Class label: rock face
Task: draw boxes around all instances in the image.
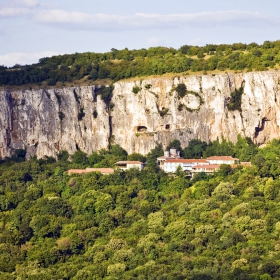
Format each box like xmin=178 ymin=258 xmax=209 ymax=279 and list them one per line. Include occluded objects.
xmin=1 ymin=71 xmax=280 ymax=158
xmin=0 ymin=86 xmax=110 ymax=158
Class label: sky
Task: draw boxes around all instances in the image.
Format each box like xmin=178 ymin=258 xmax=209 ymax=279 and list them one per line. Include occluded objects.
xmin=0 ymin=0 xmax=280 ymax=67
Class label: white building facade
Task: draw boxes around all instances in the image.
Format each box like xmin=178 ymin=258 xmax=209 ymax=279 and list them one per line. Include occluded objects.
xmin=157 ymin=148 xmax=181 ymax=170
xmin=206 ymin=156 xmax=239 ymax=165
xmin=115 ymin=161 xmax=144 ymax=170
xmin=163 ymin=159 xmax=210 ymax=173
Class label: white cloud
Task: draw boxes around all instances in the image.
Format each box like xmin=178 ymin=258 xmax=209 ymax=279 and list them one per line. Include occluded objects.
xmin=0 ymin=7 xmax=31 ymax=17
xmin=0 ymin=0 xmax=39 ymax=18
xmin=16 ymin=0 xmax=38 ymax=8
xmin=1 ymin=7 xmax=278 ymax=31
xmin=0 ymin=51 xmax=59 ymax=67
xmin=31 ymin=10 xmax=280 ymax=31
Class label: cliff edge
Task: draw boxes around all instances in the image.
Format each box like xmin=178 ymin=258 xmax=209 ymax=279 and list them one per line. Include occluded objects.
xmin=1 ymin=71 xmax=280 ymax=158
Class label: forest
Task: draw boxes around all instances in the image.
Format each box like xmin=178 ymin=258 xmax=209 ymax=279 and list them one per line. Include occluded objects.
xmin=1 ymin=136 xmax=280 ymax=279
xmin=0 ymin=40 xmax=280 ymax=87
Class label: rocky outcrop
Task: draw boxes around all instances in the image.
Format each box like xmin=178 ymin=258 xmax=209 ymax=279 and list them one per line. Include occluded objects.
xmin=1 ymin=70 xmax=280 ymax=158
xmin=0 ymin=86 xmax=110 ymax=158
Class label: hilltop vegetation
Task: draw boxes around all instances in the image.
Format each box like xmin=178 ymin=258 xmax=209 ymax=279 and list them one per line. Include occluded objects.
xmin=1 ymin=138 xmax=280 ymax=279
xmin=1 ymin=40 xmax=280 ymax=87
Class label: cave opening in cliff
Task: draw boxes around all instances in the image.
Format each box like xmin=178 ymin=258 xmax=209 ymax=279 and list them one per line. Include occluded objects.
xmin=165 ymin=124 xmax=170 ymax=130
xmin=137 ymin=126 xmax=148 ymax=132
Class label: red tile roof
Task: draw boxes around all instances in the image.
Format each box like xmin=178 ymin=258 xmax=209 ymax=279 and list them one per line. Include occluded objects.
xmin=206 ymin=156 xmax=238 ymax=161
xmin=67 ymin=168 xmax=114 ymax=175
xmin=85 ymin=168 xmax=114 ymax=174
xmin=165 ymin=159 xmax=209 ymax=163
xmin=116 ymin=161 xmax=143 ymax=164
xmin=157 ymin=156 xmax=181 ymax=160
xmin=192 ymin=164 xmax=220 ymax=169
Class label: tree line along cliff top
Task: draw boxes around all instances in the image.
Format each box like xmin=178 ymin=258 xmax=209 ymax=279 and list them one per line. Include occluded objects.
xmin=1 ymin=40 xmax=280 ymax=89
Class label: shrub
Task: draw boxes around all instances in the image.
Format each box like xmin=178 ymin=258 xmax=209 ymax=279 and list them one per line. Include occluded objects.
xmin=178 ymin=104 xmax=184 ymax=111
xmin=227 ymin=86 xmax=244 ymax=111
xmin=95 ymin=85 xmax=114 ymax=108
xmin=197 ymin=51 xmax=205 ymax=58
xmin=11 ymin=149 xmax=26 ymax=162
xmin=132 ymin=85 xmax=141 ymax=94
xmin=175 ymin=83 xmax=187 ymax=99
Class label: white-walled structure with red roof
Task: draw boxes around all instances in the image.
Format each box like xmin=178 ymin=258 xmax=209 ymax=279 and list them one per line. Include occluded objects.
xmin=191 ymin=164 xmax=221 ymax=175
xmin=206 ymin=156 xmax=239 ymax=165
xmin=157 ymin=147 xmax=182 ymax=169
xmin=163 ymin=158 xmax=210 ymax=173
xmin=115 ymin=161 xmax=145 ymax=170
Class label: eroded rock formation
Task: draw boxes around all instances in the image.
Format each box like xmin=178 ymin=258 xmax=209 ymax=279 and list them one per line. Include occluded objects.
xmin=1 ymin=70 xmax=280 ymax=158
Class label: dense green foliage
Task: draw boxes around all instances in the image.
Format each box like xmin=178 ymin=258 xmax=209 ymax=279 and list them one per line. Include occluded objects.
xmin=227 ymin=86 xmax=244 ymax=112
xmin=1 ymin=41 xmax=280 ymax=86
xmin=95 ymin=85 xmax=114 ymax=107
xmin=182 ymin=136 xmax=258 ymax=162
xmin=175 ymin=83 xmax=187 ymax=98
xmin=1 ymin=138 xmax=280 ymax=279
xmin=132 ymin=85 xmax=141 ymax=94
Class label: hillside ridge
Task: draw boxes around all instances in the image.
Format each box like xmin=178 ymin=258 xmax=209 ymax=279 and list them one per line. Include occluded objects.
xmin=1 ymin=70 xmax=280 ymax=159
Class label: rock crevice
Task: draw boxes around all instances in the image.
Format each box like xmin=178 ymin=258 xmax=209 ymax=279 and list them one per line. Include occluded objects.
xmin=1 ymin=71 xmax=280 ymax=158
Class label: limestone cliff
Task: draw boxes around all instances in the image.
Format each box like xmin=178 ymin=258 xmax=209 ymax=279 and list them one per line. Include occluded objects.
xmin=0 ymin=86 xmax=110 ymax=158
xmin=1 ymin=71 xmax=280 ymax=158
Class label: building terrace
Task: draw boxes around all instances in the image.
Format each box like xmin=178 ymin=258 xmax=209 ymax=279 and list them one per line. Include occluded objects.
xmin=67 ymin=168 xmax=114 ymax=175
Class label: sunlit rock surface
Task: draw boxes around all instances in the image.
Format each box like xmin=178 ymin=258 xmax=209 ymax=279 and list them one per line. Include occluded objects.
xmin=1 ymin=71 xmax=280 ymax=158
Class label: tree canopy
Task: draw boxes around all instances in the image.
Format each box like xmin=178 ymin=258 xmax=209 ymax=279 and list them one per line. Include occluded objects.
xmin=1 ymin=40 xmax=280 ymax=87
xmin=0 ymin=138 xmax=280 ymax=279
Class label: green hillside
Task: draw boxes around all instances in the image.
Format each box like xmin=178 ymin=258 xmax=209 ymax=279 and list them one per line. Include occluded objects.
xmin=1 ymin=40 xmax=280 ymax=88
xmin=0 ymin=138 xmax=280 ymax=279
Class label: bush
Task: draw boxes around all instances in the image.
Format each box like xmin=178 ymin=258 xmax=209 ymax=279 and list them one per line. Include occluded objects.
xmin=127 ymin=153 xmax=146 ymax=162
xmin=95 ymin=85 xmax=114 ymax=107
xmin=11 ymin=149 xmax=26 ymax=162
xmin=72 ymin=150 xmax=88 ymax=165
xmin=132 ymin=85 xmax=141 ymax=94
xmin=178 ymin=104 xmax=184 ymax=111
xmin=57 ymin=150 xmax=69 ymax=161
xmin=227 ymin=86 xmax=244 ymax=111
xmin=175 ymin=83 xmax=187 ymax=99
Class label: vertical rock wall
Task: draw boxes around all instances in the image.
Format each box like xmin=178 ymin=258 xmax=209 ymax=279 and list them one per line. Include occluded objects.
xmin=0 ymin=70 xmax=280 ymax=158
xmin=111 ymin=71 xmax=280 ymax=154
xmin=0 ymin=86 xmax=110 ymax=158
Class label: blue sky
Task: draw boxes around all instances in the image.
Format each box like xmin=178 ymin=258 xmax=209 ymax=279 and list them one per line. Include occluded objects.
xmin=0 ymin=0 xmax=279 ymax=66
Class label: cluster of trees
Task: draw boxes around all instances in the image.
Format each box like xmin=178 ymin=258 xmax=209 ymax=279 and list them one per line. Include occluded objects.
xmin=1 ymin=41 xmax=280 ymax=86
xmin=166 ymin=135 xmax=258 ymax=163
xmin=1 ymin=137 xmax=280 ymax=279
